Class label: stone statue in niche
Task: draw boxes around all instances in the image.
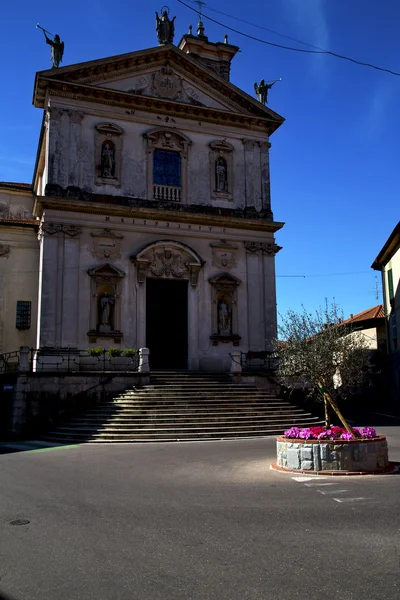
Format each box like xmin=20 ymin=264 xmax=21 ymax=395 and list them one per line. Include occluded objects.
xmin=101 ymin=141 xmax=116 ymax=178
xmin=218 ymin=295 xmax=231 ymax=335
xmin=99 ymin=293 xmax=115 ymax=331
xmin=215 ymin=157 xmax=228 ymax=192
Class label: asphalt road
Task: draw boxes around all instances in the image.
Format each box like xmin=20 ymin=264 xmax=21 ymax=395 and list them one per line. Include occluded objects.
xmin=1 ymin=428 xmax=400 ymax=600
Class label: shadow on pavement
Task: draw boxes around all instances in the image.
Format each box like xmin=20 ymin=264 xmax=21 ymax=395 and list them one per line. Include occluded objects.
xmin=0 ymin=439 xmax=78 ymax=456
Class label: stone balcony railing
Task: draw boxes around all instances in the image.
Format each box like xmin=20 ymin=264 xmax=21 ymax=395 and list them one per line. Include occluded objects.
xmin=153 ymin=184 xmax=182 ymax=202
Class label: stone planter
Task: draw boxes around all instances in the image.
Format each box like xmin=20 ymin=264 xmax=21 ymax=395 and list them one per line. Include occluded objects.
xmin=79 ymin=356 xmax=104 ymax=371
xmin=107 ymin=356 xmax=138 ymax=371
xmin=275 ymin=436 xmax=389 ymax=473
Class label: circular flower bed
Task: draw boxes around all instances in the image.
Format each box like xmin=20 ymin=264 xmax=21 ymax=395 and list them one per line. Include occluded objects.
xmin=274 ymin=426 xmax=389 ymax=474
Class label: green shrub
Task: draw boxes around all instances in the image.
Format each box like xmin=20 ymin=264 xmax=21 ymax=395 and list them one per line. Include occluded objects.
xmin=86 ymin=347 xmax=104 ymax=356
xmin=122 ymin=348 xmax=137 ymax=357
xmin=107 ymin=347 xmax=123 ymax=357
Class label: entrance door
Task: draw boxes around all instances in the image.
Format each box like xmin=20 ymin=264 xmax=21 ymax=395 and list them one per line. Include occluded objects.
xmin=146 ymin=278 xmax=188 ymax=369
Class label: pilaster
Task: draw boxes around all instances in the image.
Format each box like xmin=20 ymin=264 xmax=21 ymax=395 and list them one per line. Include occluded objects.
xmin=68 ymin=110 xmax=84 ymax=187
xmin=259 ymin=140 xmax=272 ymax=213
xmin=46 ymin=108 xmax=63 ymax=185
xmin=243 ymin=139 xmax=263 ymax=211
xmin=244 ymin=241 xmax=282 ymax=350
xmin=37 ymin=221 xmax=82 ymax=348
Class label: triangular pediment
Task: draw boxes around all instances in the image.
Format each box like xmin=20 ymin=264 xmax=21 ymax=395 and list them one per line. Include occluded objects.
xmin=34 ymin=45 xmax=284 ymax=129
xmin=93 ymin=65 xmax=232 ymax=111
xmin=87 ymin=263 xmax=125 ymax=278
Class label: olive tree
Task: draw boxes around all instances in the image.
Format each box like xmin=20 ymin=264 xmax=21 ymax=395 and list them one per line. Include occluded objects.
xmin=276 ymin=303 xmax=372 ymax=432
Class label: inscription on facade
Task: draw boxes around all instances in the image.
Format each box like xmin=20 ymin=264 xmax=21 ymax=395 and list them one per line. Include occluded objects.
xmin=210 ymin=240 xmax=237 ymax=269
xmin=91 ymin=228 xmax=123 ymax=260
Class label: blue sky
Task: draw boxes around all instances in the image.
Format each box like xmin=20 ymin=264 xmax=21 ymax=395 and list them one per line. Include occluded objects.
xmin=1 ymin=1 xmax=399 ymax=321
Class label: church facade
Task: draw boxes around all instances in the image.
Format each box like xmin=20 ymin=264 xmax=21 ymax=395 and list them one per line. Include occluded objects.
xmin=0 ymin=20 xmax=284 ymax=372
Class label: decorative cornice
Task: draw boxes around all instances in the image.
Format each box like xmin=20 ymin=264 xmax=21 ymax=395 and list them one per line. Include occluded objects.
xmin=40 ymin=222 xmax=82 ymax=237
xmin=242 ymin=139 xmax=257 ymax=150
xmin=258 ymin=141 xmax=271 ymax=151
xmin=38 ymin=82 xmax=277 ymax=134
xmin=46 ymin=107 xmax=64 ymax=122
xmin=35 ymin=185 xmax=284 ymax=234
xmin=63 ymin=224 xmax=83 ymax=237
xmin=244 ymin=241 xmax=282 ymax=255
xmin=69 ymin=110 xmax=85 ymax=124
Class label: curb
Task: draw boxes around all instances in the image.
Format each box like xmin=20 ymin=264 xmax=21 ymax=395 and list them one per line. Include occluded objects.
xmin=270 ymin=461 xmax=398 ymax=476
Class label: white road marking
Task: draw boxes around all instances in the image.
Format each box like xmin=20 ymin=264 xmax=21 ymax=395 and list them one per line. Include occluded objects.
xmin=291 ymin=476 xmax=330 ymax=482
xmin=318 ymin=489 xmax=348 ymax=495
xmin=304 ymin=482 xmax=338 ymax=487
xmin=333 ymin=497 xmax=370 ymax=503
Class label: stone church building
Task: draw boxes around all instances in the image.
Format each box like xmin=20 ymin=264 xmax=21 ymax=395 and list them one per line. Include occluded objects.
xmin=0 ymin=17 xmax=284 ymax=372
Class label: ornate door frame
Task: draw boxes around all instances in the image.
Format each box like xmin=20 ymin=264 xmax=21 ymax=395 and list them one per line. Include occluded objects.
xmin=130 ymin=240 xmax=204 ymax=370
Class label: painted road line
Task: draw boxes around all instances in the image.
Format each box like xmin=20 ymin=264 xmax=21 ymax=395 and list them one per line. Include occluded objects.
xmin=291 ymin=476 xmax=330 ymax=482
xmin=317 ymin=489 xmax=348 ymax=495
xmin=304 ymin=482 xmax=338 ymax=487
xmin=333 ymin=497 xmax=371 ymax=503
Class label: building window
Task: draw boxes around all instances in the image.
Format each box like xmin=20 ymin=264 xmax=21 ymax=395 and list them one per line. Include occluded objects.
xmin=144 ymin=128 xmax=191 ymax=203
xmin=388 ymin=268 xmax=394 ymax=305
xmin=153 ymin=150 xmax=181 ymax=187
xmin=16 ymin=301 xmax=31 ymax=330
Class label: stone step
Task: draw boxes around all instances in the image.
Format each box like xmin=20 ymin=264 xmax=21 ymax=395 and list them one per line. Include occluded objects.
xmin=118 ymin=388 xmax=276 ymax=399
xmin=51 ymin=418 xmax=321 ymax=434
xmin=68 ymin=414 xmax=316 ymax=425
xmin=70 ymin=409 xmax=308 ymax=420
xmin=41 ymin=422 xmax=323 ymax=443
xmin=70 ymin=402 xmax=300 ymax=410
xmin=37 ymin=371 xmax=320 ymax=444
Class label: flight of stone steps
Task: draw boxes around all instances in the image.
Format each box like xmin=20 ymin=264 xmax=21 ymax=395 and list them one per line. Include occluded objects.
xmin=41 ymin=372 xmax=324 ymax=443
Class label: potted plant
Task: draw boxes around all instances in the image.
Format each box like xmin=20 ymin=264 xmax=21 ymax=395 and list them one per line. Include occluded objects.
xmin=273 ymin=302 xmax=390 ymax=473
xmin=87 ymin=346 xmax=104 ymax=356
xmin=107 ymin=347 xmax=137 ymax=371
xmin=80 ymin=347 xmax=104 ymax=371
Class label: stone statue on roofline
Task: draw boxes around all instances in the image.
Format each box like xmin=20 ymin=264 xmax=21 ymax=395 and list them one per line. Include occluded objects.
xmin=254 ymin=79 xmax=281 ymax=105
xmin=156 ymin=7 xmax=176 ymax=45
xmin=37 ymin=24 xmax=64 ymax=68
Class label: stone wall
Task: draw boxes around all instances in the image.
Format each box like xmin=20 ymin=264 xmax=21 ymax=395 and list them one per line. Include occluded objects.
xmin=8 ymin=372 xmax=149 ymax=440
xmin=276 ymin=437 xmax=389 ymax=472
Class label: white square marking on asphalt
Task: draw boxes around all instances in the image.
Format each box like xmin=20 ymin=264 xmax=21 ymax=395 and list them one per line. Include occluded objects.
xmin=333 ymin=497 xmax=370 ymax=503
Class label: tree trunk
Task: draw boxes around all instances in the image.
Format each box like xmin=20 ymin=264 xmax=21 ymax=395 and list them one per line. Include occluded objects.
xmin=324 ymin=397 xmax=331 ymax=429
xmin=317 ymin=380 xmax=356 ymax=435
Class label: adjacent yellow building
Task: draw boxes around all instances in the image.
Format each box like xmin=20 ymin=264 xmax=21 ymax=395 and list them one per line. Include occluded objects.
xmin=372 ymin=222 xmax=400 ymax=401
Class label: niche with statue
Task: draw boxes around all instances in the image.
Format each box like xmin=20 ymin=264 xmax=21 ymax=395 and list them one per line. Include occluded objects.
xmin=209 ymin=273 xmax=241 ymax=345
xmin=87 ymin=264 xmax=125 ymax=343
